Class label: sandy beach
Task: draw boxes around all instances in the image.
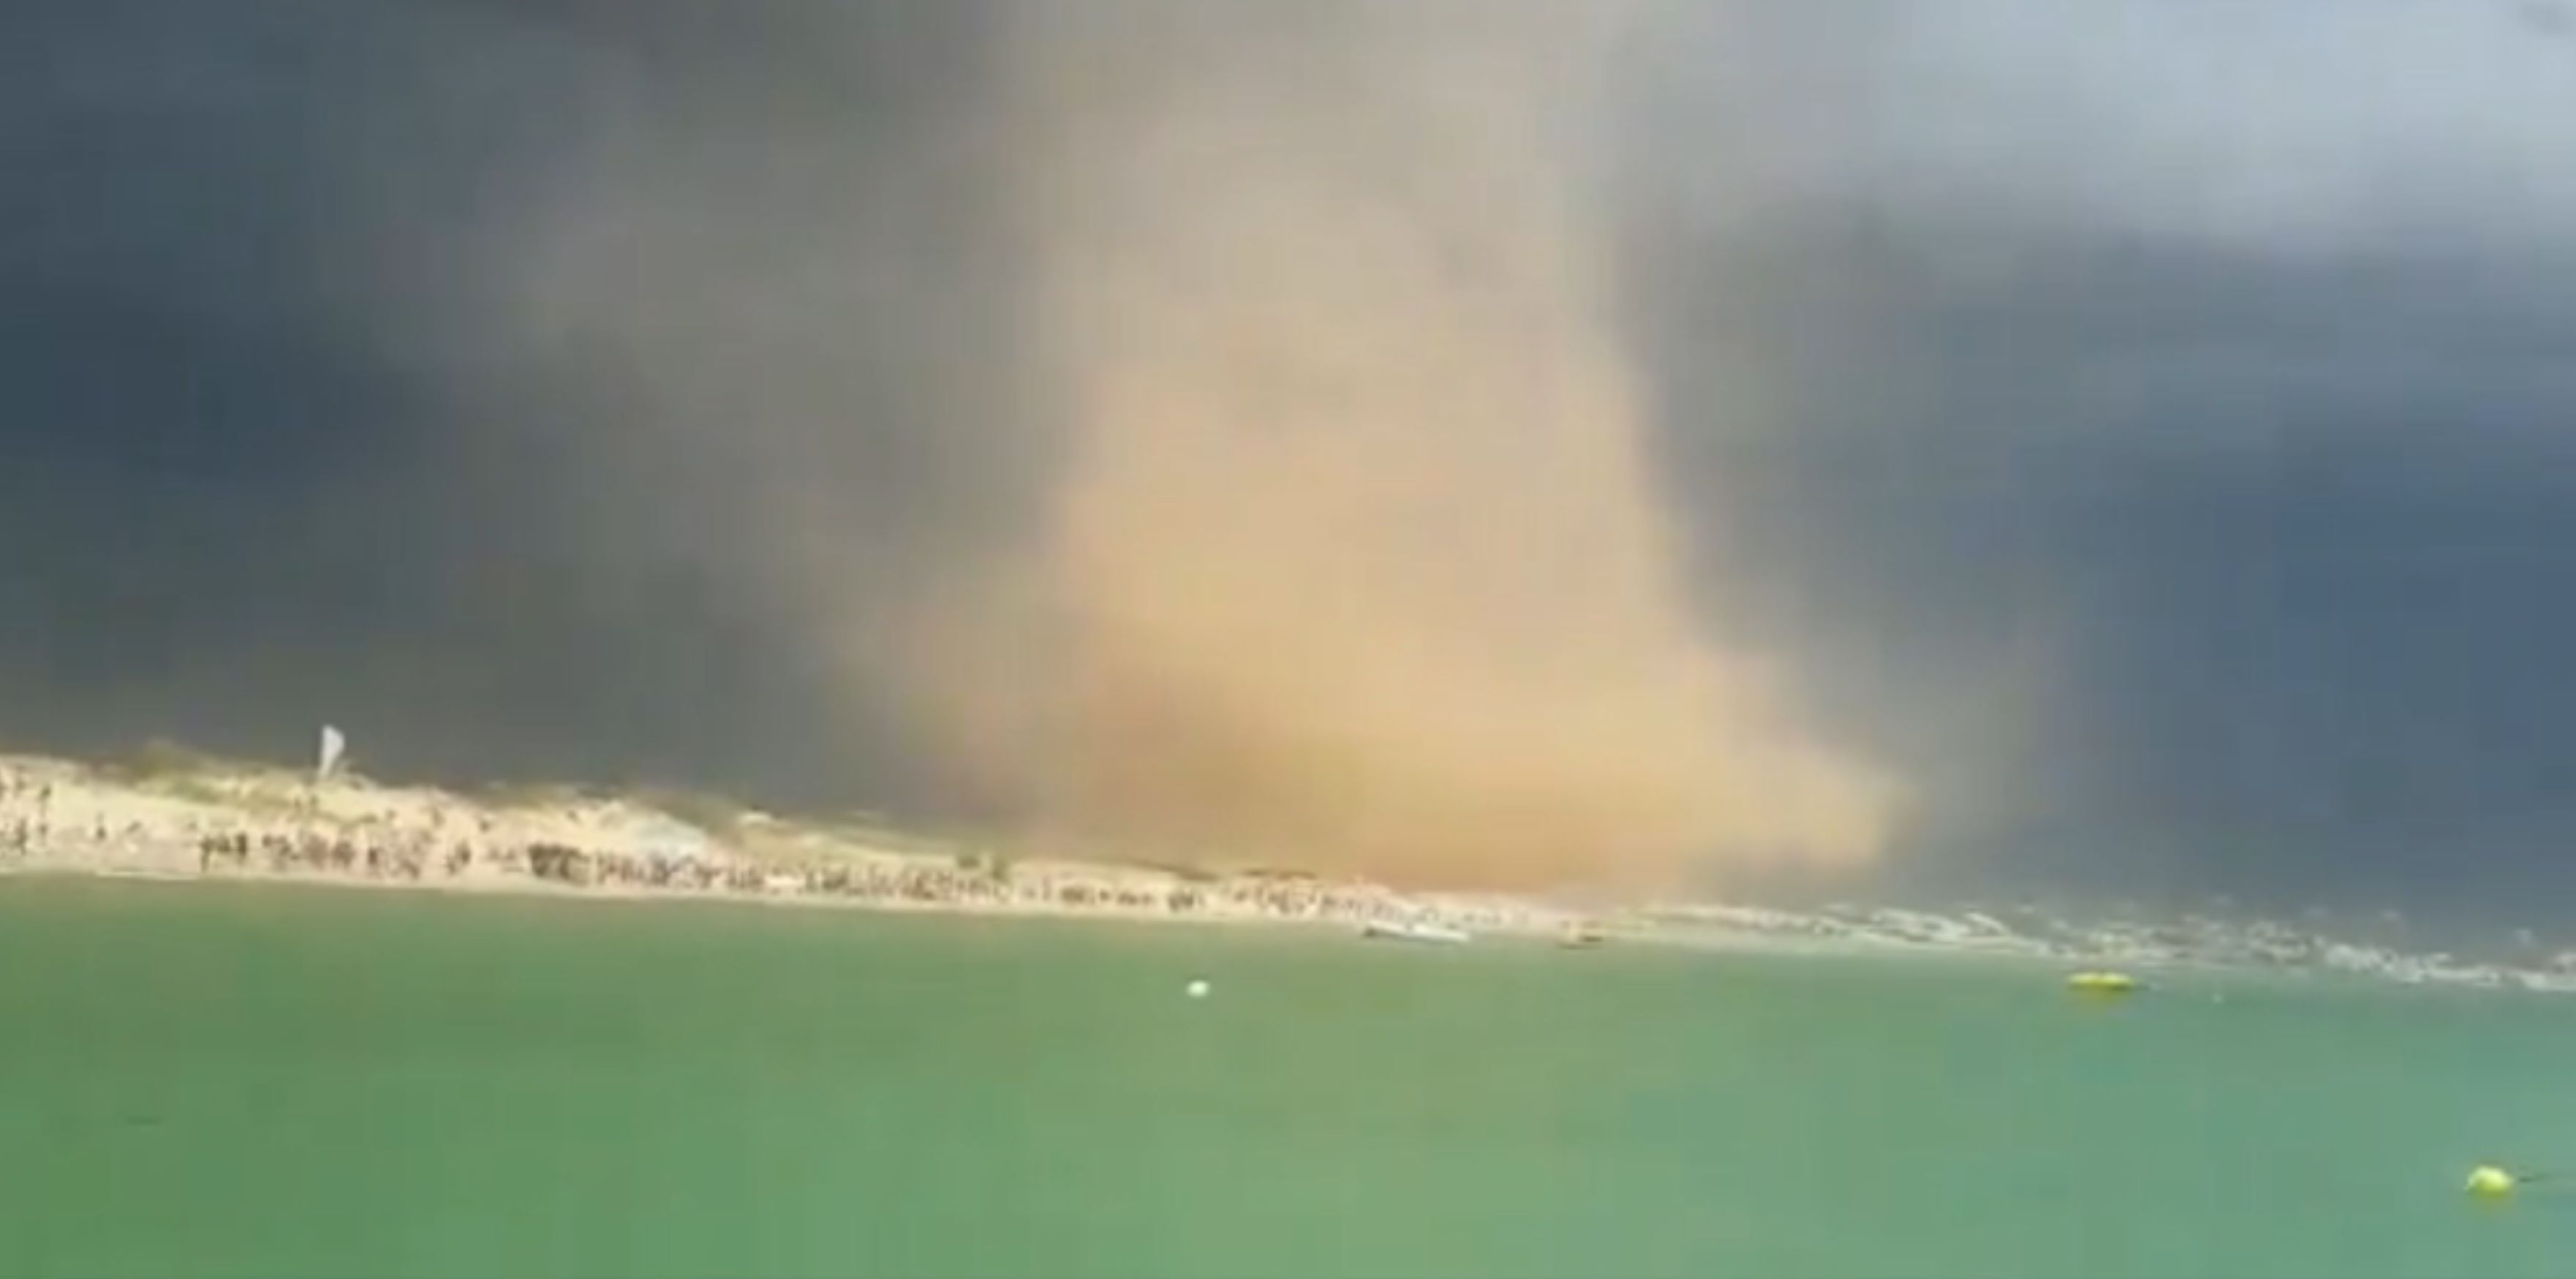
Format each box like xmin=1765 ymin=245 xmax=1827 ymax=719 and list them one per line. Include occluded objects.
xmin=0 ymin=750 xmax=1586 ymax=941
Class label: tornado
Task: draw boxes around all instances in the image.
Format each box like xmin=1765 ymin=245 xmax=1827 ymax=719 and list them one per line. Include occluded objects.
xmin=895 ymin=1 xmax=1898 ymax=888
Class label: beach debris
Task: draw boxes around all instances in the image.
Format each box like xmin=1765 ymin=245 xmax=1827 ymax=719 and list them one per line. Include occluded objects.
xmin=2466 ymin=1165 xmax=2522 ymax=1199
xmin=1185 ymin=978 xmax=1212 ymax=999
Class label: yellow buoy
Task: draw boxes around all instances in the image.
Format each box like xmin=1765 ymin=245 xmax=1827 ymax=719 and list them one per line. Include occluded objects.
xmin=2467 ymin=1165 xmax=2518 ymax=1199
xmin=2066 ymin=970 xmax=2139 ymax=995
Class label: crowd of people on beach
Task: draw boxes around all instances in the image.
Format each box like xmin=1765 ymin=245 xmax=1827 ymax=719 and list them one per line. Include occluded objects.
xmin=0 ymin=766 xmax=1465 ymax=929
xmin=185 ymin=824 xmax=1413 ymax=924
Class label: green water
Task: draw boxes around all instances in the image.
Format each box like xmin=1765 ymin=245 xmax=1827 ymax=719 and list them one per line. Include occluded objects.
xmin=3 ymin=879 xmax=2573 ymax=1278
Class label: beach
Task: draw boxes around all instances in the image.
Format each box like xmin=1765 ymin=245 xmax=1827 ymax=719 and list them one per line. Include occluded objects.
xmin=15 ymin=750 xmax=2576 ymax=993
xmin=0 ymin=752 xmax=1576 ymax=941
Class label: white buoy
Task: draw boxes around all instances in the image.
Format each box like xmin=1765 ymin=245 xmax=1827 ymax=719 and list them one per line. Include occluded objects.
xmin=1185 ymin=978 xmax=1212 ymax=999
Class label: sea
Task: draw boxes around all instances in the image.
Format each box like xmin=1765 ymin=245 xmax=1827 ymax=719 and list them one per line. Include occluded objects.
xmin=4 ymin=877 xmax=2572 ymax=1279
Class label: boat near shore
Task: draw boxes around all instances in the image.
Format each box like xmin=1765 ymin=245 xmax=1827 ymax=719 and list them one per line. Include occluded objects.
xmin=1361 ymin=918 xmax=1472 ymax=945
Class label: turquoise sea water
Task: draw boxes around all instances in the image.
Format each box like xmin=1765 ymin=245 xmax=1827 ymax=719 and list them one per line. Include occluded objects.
xmin=4 ymin=877 xmax=2573 ymax=1279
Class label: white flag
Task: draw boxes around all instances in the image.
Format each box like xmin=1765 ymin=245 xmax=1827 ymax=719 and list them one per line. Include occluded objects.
xmin=318 ymin=725 xmax=347 ymax=781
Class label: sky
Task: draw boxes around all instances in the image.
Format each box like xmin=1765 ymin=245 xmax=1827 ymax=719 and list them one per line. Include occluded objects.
xmin=5 ymin=1 xmax=2574 ymax=916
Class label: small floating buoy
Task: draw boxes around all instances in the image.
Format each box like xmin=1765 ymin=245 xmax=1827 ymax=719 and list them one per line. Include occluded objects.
xmin=2066 ymin=970 xmax=2139 ymax=995
xmin=1185 ymin=978 xmax=1211 ymax=1000
xmin=2467 ymin=1165 xmax=2518 ymax=1199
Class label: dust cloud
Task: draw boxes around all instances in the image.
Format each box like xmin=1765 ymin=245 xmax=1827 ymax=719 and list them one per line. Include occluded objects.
xmin=888 ymin=1 xmax=1899 ymax=889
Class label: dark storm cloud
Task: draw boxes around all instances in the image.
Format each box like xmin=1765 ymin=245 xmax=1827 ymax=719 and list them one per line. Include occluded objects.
xmin=8 ymin=0 xmax=2576 ymax=908
xmin=0 ymin=0 xmax=1012 ymax=809
xmin=1613 ymin=0 xmax=2576 ymax=910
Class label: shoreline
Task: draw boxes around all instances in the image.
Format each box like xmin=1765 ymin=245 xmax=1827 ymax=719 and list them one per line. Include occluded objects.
xmin=0 ymin=861 xmax=1408 ymax=939
xmin=12 ymin=750 xmax=2575 ymax=992
xmin=5 ymin=853 xmax=2560 ymax=995
xmin=0 ymin=861 xmax=2073 ymax=969
xmin=1 ymin=751 xmax=1601 ymax=943
xmin=0 ymin=861 xmax=2266 ymax=973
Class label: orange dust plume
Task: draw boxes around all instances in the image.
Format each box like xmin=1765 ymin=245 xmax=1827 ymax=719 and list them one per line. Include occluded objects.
xmin=898 ymin=1 xmax=1899 ymax=890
